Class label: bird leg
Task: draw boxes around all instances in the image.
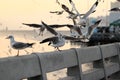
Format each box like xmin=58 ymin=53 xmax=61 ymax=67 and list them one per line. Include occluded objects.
xmin=39 ymin=29 xmax=43 ymax=36
xmin=38 ymin=30 xmax=42 ymax=36
xmin=16 ymin=50 xmax=19 ymax=56
xmin=56 ymin=47 xmax=61 ymax=51
xmin=24 ymin=50 xmax=29 ymax=55
xmin=8 ymin=46 xmax=12 ymax=55
xmin=48 ymin=42 xmax=51 ymax=45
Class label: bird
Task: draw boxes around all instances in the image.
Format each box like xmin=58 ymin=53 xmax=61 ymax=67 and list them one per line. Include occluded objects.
xmin=6 ymin=35 xmax=35 ymax=56
xmin=69 ymin=0 xmax=100 ymax=26
xmin=40 ymin=21 xmax=80 ymax=51
xmin=109 ymin=7 xmax=120 ymax=12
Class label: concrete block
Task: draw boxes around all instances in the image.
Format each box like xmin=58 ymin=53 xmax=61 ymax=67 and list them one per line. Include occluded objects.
xmin=76 ymin=46 xmax=101 ymax=63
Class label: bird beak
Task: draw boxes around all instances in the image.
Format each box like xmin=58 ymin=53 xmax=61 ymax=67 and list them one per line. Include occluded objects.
xmin=6 ymin=36 xmax=9 ymax=39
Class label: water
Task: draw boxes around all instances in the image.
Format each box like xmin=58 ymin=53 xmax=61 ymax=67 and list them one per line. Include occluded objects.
xmin=0 ymin=30 xmax=81 ymax=58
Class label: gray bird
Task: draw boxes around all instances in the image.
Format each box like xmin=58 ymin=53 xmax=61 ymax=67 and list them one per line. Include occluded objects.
xmin=40 ymin=21 xmax=80 ymax=51
xmin=6 ymin=35 xmax=35 ymax=56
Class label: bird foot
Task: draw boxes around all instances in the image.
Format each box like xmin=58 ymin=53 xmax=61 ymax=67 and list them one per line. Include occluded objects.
xmin=16 ymin=54 xmax=19 ymax=57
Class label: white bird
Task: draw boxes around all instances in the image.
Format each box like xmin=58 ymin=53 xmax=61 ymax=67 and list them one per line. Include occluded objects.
xmin=69 ymin=0 xmax=100 ymax=26
xmin=6 ymin=35 xmax=35 ymax=56
xmin=40 ymin=21 xmax=79 ymax=51
xmin=81 ymin=19 xmax=102 ymax=42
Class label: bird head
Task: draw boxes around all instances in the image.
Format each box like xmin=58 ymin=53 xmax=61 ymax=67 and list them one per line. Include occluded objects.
xmin=6 ymin=35 xmax=14 ymax=39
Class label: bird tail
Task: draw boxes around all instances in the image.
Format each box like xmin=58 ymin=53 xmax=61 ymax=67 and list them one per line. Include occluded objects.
xmin=27 ymin=43 xmax=35 ymax=47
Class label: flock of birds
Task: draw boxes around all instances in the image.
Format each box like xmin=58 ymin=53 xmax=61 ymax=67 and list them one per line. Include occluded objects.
xmin=6 ymin=0 xmax=120 ymax=56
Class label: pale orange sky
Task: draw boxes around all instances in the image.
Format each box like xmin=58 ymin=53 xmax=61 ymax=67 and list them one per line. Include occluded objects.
xmin=0 ymin=0 xmax=116 ymax=30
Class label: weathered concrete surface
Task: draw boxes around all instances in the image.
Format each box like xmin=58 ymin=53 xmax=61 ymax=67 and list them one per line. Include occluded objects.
xmin=35 ymin=49 xmax=78 ymax=72
xmin=76 ymin=46 xmax=101 ymax=64
xmin=0 ymin=43 xmax=120 ymax=80
xmin=100 ymin=44 xmax=118 ymax=58
xmin=0 ymin=55 xmax=41 ymax=80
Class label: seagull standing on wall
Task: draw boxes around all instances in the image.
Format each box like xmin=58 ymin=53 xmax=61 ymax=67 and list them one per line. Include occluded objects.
xmin=6 ymin=35 xmax=35 ymax=56
xmin=40 ymin=21 xmax=79 ymax=51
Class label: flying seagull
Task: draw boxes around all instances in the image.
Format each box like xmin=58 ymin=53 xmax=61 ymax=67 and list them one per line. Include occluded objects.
xmin=69 ymin=0 xmax=100 ymax=26
xmin=6 ymin=35 xmax=35 ymax=56
xmin=40 ymin=21 xmax=79 ymax=51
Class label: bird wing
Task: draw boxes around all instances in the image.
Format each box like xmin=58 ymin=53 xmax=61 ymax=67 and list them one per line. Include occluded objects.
xmin=12 ymin=42 xmax=28 ymax=49
xmin=50 ymin=10 xmax=64 ymax=15
xmin=69 ymin=0 xmax=81 ymax=19
xmin=87 ymin=19 xmax=102 ymax=38
xmin=74 ymin=26 xmax=82 ymax=35
xmin=41 ymin=21 xmax=58 ymax=35
xmin=49 ymin=11 xmax=58 ymax=13
xmin=82 ymin=0 xmax=99 ymax=19
xmin=56 ymin=0 xmax=60 ymax=5
xmin=40 ymin=36 xmax=59 ymax=44
xmin=49 ymin=24 xmax=69 ymax=28
xmin=22 ymin=23 xmax=42 ymax=28
xmin=61 ymin=4 xmax=75 ymax=15
xmin=63 ymin=35 xmax=81 ymax=41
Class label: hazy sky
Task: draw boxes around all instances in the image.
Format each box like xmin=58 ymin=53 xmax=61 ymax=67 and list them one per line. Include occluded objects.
xmin=0 ymin=0 xmax=116 ymax=30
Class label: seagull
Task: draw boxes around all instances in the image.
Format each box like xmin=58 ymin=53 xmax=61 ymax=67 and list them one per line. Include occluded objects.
xmin=40 ymin=21 xmax=80 ymax=51
xmin=69 ymin=0 xmax=100 ymax=26
xmin=109 ymin=7 xmax=120 ymax=12
xmin=6 ymin=35 xmax=35 ymax=56
xmin=50 ymin=10 xmax=64 ymax=15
